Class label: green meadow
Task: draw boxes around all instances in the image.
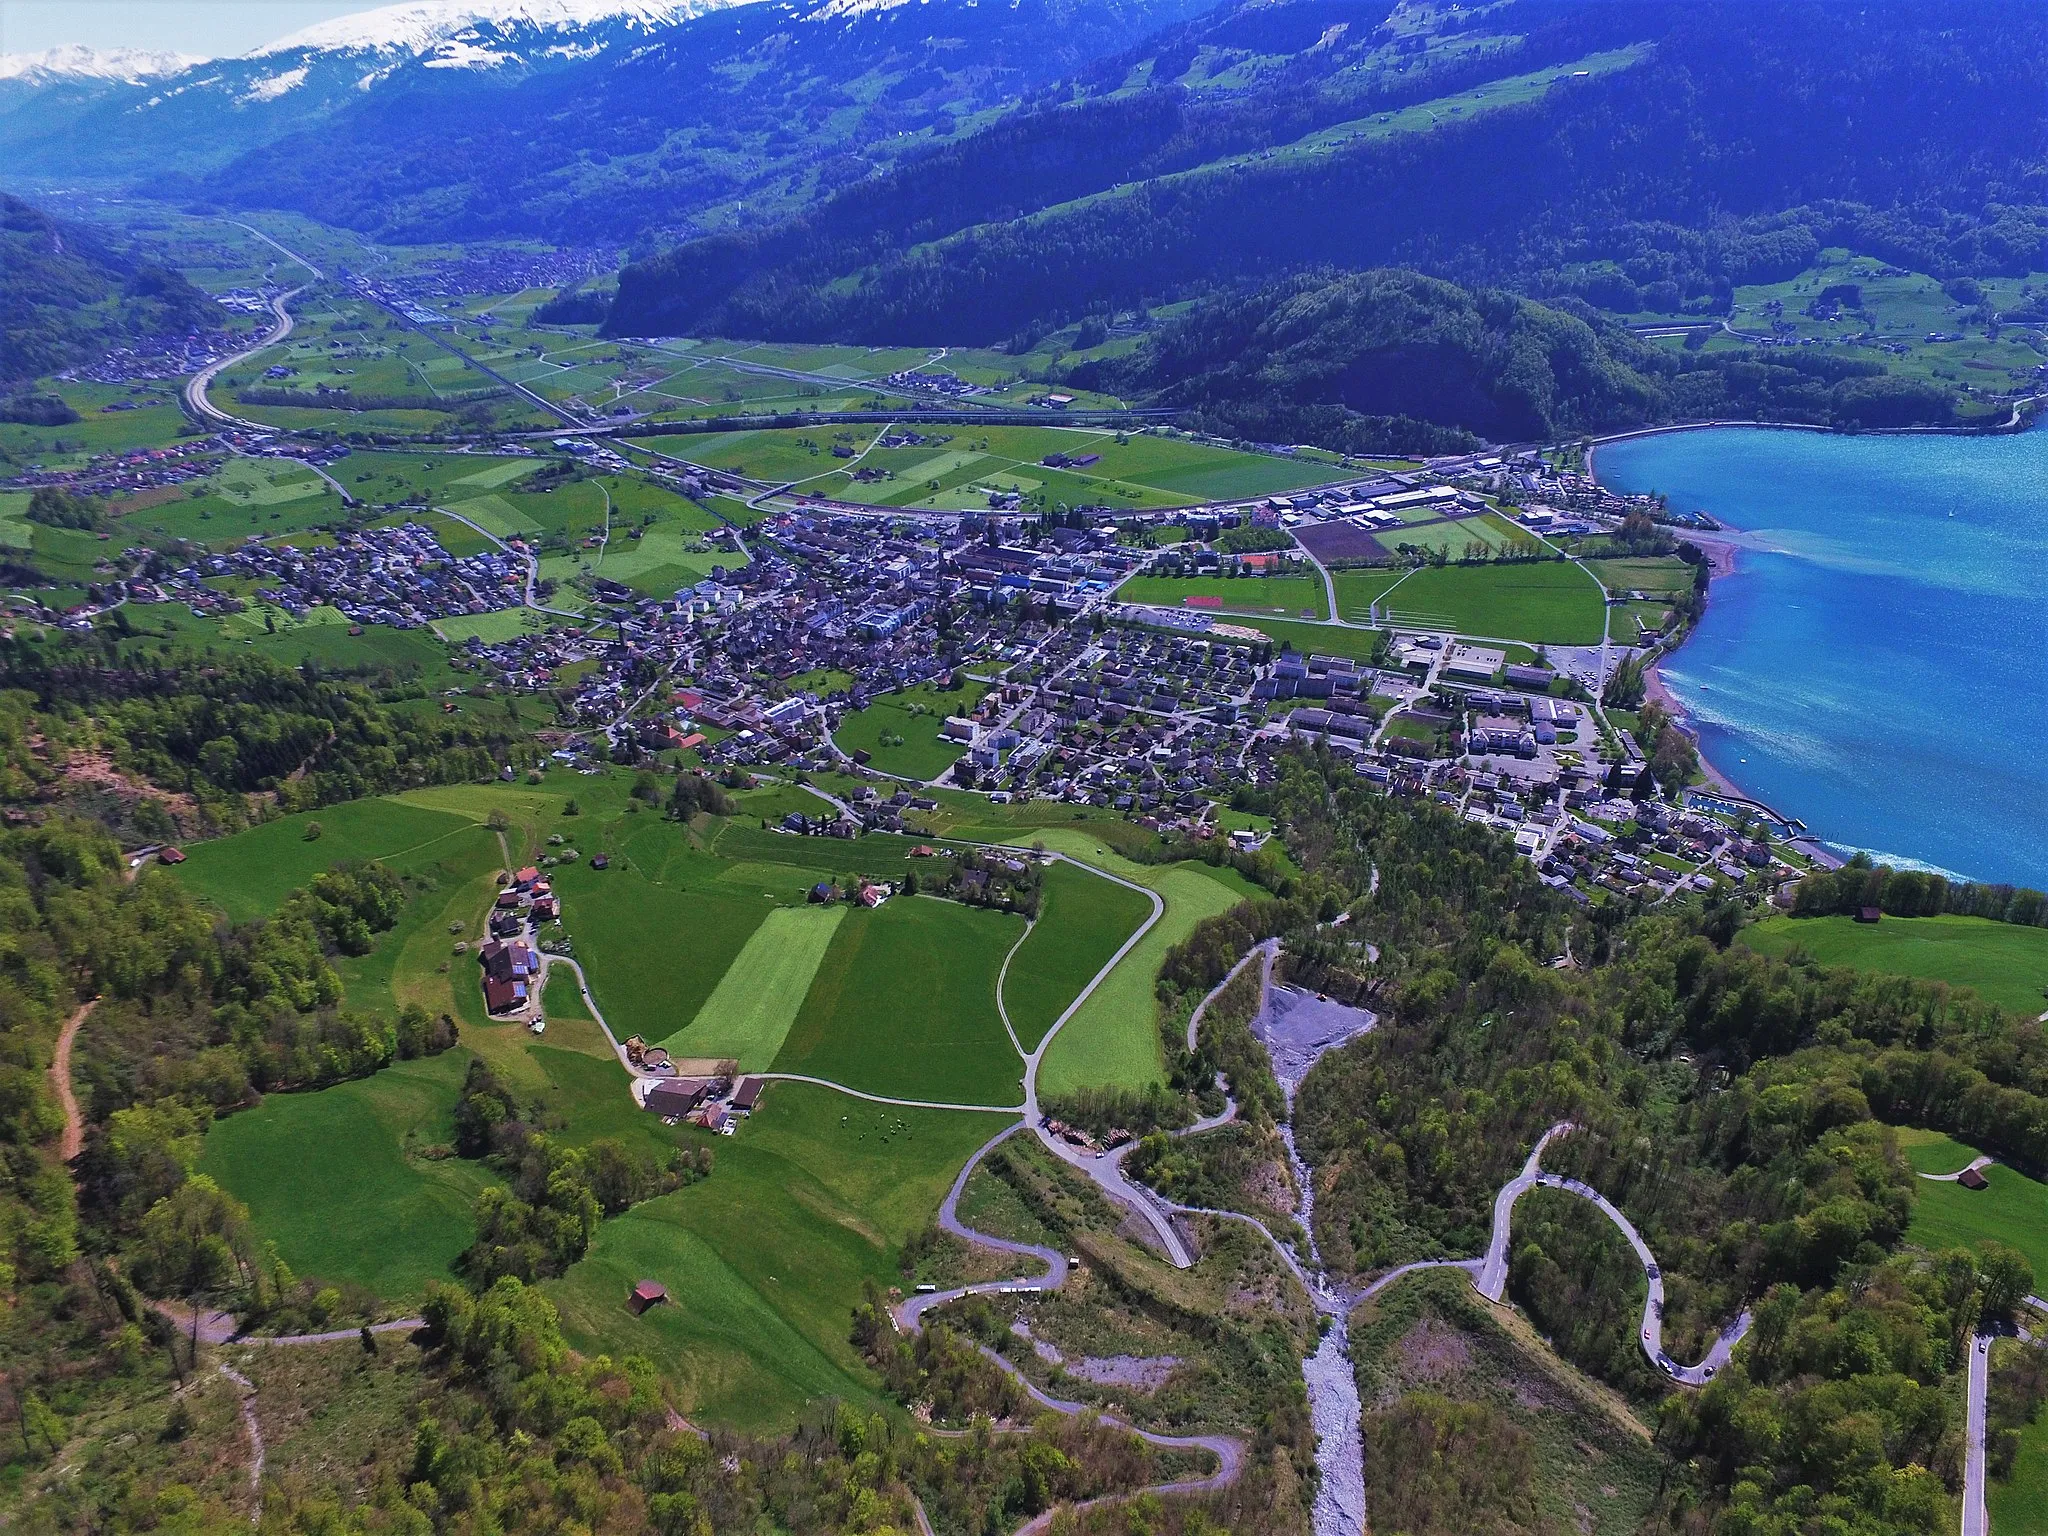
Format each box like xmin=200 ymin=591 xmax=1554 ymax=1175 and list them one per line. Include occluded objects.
xmin=545 ymin=1083 xmax=1010 ymax=1432
xmin=657 ymin=904 xmax=846 ymax=1066
xmin=1903 ymin=1137 xmax=2048 ymax=1284
xmin=195 ymin=1048 xmax=500 ymax=1303
xmin=169 ymin=797 xmax=484 ymax=922
xmin=1023 ymin=831 xmax=1250 ymax=1092
xmin=1743 ymin=914 xmax=2048 ymax=1017
xmin=1377 ymin=560 xmax=1607 ymax=644
xmin=1002 ymin=860 xmax=1156 ymax=1051
xmin=832 ymin=679 xmax=989 ymax=780
xmin=772 ymin=896 xmax=1027 ymax=1106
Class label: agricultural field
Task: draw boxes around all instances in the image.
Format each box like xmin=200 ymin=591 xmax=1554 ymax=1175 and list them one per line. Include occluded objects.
xmin=545 ymin=1083 xmax=1010 ymax=1432
xmin=0 ymin=381 xmax=195 ymax=469
xmin=1376 ymin=559 xmax=1607 ymax=644
xmin=1002 ymin=861 xmax=1158 ymax=1050
xmin=1726 ymin=248 xmax=2048 ymax=396
xmin=1331 ymin=568 xmax=1420 ymax=623
xmin=656 ymin=904 xmax=846 ymax=1066
xmin=770 ymin=896 xmax=1027 ymax=1106
xmin=832 ymin=678 xmax=989 ymax=780
xmin=1742 ymin=914 xmax=2048 ymax=1017
xmin=168 ymin=797 xmax=488 ymax=922
xmin=1114 ymin=571 xmax=1328 ymax=620
xmin=1024 ymin=830 xmax=1251 ymax=1093
xmin=194 ymin=1047 xmax=501 ymax=1303
xmin=1372 ymin=511 xmax=1540 ymax=562
xmin=1897 ymin=1129 xmax=2048 ymax=1283
xmin=659 ymin=424 xmax=1337 ymax=512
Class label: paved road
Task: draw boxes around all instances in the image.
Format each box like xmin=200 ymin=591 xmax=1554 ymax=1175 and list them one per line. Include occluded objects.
xmin=48 ymin=997 xmax=95 ymax=1162
xmin=433 ymin=505 xmax=589 ymax=621
xmin=1919 ymin=1155 xmax=1996 ymax=1182
xmin=1474 ymin=1120 xmax=1752 ymax=1386
xmin=891 ymin=1125 xmax=1247 ymax=1531
xmin=184 ymin=283 xmax=313 ymax=431
xmin=1963 ymin=1331 xmax=1990 ymax=1536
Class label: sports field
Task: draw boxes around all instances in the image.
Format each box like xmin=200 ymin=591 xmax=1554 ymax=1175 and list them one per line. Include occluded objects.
xmin=657 ymin=904 xmax=846 ymax=1065
xmin=1377 ymin=560 xmax=1607 ymax=644
xmin=832 ymin=680 xmax=988 ymax=780
xmin=1002 ymin=861 xmax=1156 ymax=1050
xmin=195 ymin=1048 xmax=500 ymax=1301
xmin=545 ymin=1083 xmax=1010 ymax=1432
xmin=1021 ymin=831 xmax=1252 ymax=1092
xmin=1115 ymin=572 xmax=1329 ymax=620
xmin=772 ymin=896 xmax=1027 ymax=1106
xmin=1743 ymin=914 xmax=2048 ymax=1017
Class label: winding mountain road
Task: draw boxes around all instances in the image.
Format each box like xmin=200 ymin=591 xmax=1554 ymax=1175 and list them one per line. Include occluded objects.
xmin=1473 ymin=1121 xmax=1752 ymax=1386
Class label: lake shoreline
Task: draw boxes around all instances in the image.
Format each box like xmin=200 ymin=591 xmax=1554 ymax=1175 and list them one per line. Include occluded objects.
xmin=1593 ymin=421 xmax=2048 ymax=883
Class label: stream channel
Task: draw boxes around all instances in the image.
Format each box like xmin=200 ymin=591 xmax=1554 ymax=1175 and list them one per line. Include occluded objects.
xmin=1250 ymin=982 xmax=1378 ymax=1536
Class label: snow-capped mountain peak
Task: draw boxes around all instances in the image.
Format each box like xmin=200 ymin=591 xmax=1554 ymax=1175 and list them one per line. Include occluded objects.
xmin=252 ymin=0 xmax=764 ymax=59
xmin=0 ymin=45 xmax=207 ymax=83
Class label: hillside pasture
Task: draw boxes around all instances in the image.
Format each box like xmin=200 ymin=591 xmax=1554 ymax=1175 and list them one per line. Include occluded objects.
xmin=772 ymin=897 xmax=1026 ymax=1106
xmin=195 ymin=1048 xmax=498 ymax=1303
xmin=546 ymin=1083 xmax=1010 ymax=1431
xmin=657 ymin=904 xmax=847 ymax=1067
xmin=1002 ymin=861 xmax=1156 ymax=1051
xmin=1742 ymin=914 xmax=2048 ymax=1017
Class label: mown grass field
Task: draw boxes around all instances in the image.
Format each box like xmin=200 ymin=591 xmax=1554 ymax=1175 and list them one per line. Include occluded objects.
xmin=195 ymin=1048 xmax=499 ymax=1302
xmin=1022 ymin=831 xmax=1250 ymax=1093
xmin=1220 ymin=617 xmax=1385 ymax=665
xmin=657 ymin=904 xmax=846 ymax=1066
xmin=545 ymin=1083 xmax=1011 ymax=1432
xmin=1743 ymin=914 xmax=2048 ymax=1017
xmin=1378 ymin=560 xmax=1607 ymax=644
xmin=1003 ymin=861 xmax=1156 ymax=1051
xmin=773 ymin=896 xmax=1027 ymax=1106
xmin=1115 ymin=572 xmax=1328 ymax=620
xmin=831 ymin=679 xmax=988 ymax=780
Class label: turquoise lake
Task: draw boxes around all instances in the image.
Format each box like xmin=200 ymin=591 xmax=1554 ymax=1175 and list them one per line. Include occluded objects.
xmin=1595 ymin=426 xmax=2048 ymax=885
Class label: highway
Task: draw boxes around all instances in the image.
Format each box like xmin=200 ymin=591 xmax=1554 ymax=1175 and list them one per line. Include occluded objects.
xmin=182 ymin=225 xmax=327 ymax=431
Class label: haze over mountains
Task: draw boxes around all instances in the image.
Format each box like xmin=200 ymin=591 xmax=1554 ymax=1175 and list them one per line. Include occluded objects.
xmin=4 ymin=0 xmax=2045 ymax=443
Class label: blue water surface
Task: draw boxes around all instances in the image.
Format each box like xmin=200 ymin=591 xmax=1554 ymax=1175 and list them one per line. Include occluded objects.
xmin=1595 ymin=426 xmax=2048 ymax=885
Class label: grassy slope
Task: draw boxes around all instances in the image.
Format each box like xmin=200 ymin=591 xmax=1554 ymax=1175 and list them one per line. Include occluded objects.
xmin=1743 ymin=914 xmax=2048 ymax=1017
xmin=1023 ymin=831 xmax=1247 ymax=1093
xmin=656 ymin=903 xmax=846 ymax=1066
xmin=545 ymin=1082 xmax=1010 ymax=1432
xmin=195 ymin=1048 xmax=498 ymax=1303
xmin=1905 ymin=1150 xmax=2048 ymax=1284
xmin=1003 ymin=860 xmax=1155 ymax=1051
xmin=170 ymin=798 xmax=479 ymax=923
xmin=772 ymin=896 xmax=1027 ymax=1106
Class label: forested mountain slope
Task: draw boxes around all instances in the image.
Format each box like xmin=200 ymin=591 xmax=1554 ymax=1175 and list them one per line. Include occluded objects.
xmin=1065 ymin=269 xmax=1958 ymax=448
xmin=607 ymin=0 xmax=2048 ymax=342
xmin=0 ymin=194 xmax=218 ymax=384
